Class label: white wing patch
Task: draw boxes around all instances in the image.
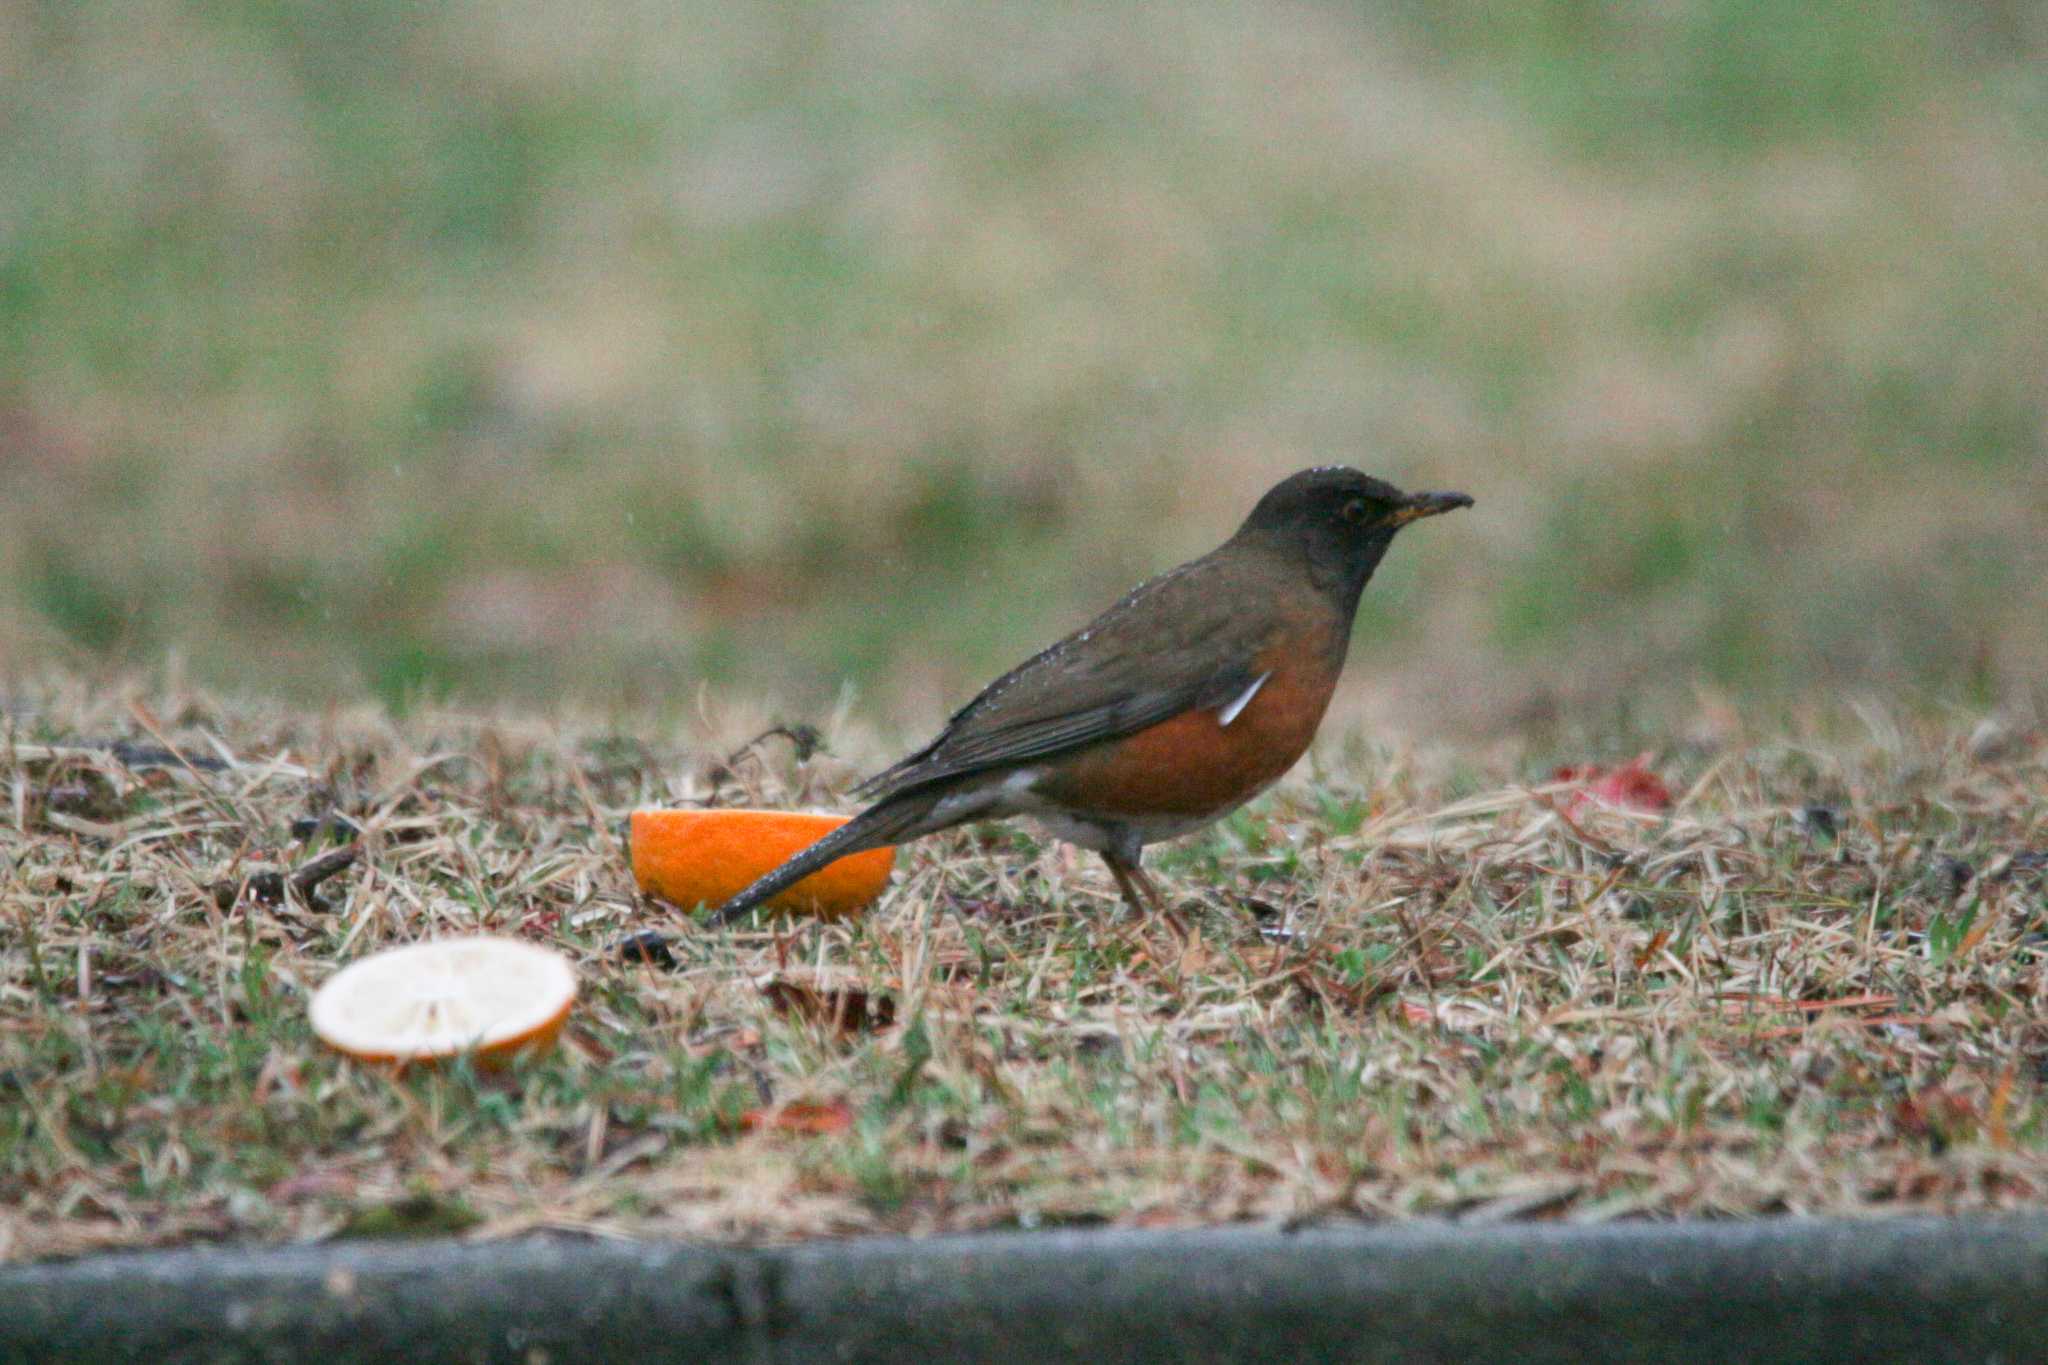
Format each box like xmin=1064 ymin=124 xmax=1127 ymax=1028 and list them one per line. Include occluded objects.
xmin=1000 ymin=767 xmax=1044 ymax=797
xmin=931 ymin=767 xmax=1045 ymax=823
xmin=1217 ymin=671 xmax=1271 ymax=727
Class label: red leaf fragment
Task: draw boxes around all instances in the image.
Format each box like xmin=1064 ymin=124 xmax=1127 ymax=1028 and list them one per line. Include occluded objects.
xmin=1554 ymin=754 xmax=1672 ymax=814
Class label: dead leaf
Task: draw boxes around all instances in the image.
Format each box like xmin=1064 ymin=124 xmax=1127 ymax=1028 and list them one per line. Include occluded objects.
xmin=1957 ymin=912 xmax=1993 ymax=958
xmin=740 ymin=1100 xmax=855 ymax=1135
xmin=1893 ymin=1087 xmax=1978 ymax=1150
xmin=1989 ymin=1063 xmax=2017 ymax=1149
xmin=760 ymin=971 xmax=897 ymax=1035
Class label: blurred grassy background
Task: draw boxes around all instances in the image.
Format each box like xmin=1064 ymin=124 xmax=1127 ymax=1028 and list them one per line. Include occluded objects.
xmin=2 ymin=0 xmax=2044 ymax=737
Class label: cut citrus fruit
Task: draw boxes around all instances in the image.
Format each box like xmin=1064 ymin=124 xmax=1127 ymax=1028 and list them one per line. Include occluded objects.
xmin=629 ymin=809 xmax=895 ymax=921
xmin=309 ymin=936 xmax=576 ymax=1065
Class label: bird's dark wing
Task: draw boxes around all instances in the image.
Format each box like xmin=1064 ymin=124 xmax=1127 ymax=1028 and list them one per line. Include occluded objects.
xmin=853 ymin=555 xmax=1272 ymax=801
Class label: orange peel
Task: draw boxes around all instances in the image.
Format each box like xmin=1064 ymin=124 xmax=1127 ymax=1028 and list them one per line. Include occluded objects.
xmin=628 ymin=808 xmax=894 ymax=921
xmin=309 ymin=936 xmax=575 ymax=1066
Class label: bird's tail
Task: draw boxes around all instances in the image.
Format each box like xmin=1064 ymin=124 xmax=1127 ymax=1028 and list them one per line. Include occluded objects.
xmin=706 ymin=797 xmax=927 ymax=926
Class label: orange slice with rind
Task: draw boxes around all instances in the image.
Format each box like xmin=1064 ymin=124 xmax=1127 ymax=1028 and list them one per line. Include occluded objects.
xmin=629 ymin=808 xmax=895 ymax=921
xmin=310 ymin=936 xmax=576 ymax=1065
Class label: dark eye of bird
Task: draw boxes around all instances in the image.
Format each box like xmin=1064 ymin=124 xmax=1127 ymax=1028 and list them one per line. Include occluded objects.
xmin=1340 ymin=498 xmax=1369 ymax=524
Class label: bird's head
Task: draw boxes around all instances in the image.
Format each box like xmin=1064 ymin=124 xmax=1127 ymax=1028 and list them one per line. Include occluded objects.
xmin=1236 ymin=466 xmax=1473 ymax=599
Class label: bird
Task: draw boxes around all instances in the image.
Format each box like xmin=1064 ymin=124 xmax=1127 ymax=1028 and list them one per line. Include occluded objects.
xmin=699 ymin=467 xmax=1470 ymax=934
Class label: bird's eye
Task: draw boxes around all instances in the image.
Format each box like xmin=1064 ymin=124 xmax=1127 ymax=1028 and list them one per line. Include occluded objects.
xmin=1340 ymin=498 xmax=1370 ymax=524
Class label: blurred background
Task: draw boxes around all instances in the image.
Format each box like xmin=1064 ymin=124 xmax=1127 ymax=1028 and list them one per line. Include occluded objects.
xmin=2 ymin=0 xmax=2044 ymax=739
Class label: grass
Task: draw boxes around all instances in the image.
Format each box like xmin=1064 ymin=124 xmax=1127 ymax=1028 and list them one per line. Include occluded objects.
xmin=3 ymin=670 xmax=2045 ymax=1262
xmin=2 ymin=0 xmax=2045 ymax=1263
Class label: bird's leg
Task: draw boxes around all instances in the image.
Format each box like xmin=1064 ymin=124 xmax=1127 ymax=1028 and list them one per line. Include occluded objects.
xmin=1100 ymin=850 xmax=1147 ymax=914
xmin=1101 ymin=850 xmax=1190 ymax=942
xmin=1097 ymin=853 xmax=1151 ymax=960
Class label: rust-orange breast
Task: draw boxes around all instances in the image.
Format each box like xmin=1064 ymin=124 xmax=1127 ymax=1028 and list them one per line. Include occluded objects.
xmin=1036 ymin=618 xmax=1346 ymax=820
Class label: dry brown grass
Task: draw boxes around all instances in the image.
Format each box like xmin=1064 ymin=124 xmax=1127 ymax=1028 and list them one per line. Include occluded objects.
xmin=3 ymin=670 xmax=2046 ymax=1263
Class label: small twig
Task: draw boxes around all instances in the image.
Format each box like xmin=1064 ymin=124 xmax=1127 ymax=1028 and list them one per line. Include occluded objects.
xmin=702 ymin=724 xmax=825 ymax=806
xmin=291 ymin=842 xmax=361 ymax=898
xmin=213 ymin=841 xmax=361 ymax=910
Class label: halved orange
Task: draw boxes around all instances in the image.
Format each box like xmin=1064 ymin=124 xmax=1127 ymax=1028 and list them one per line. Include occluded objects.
xmin=309 ymin=936 xmax=576 ymax=1065
xmin=629 ymin=809 xmax=895 ymax=921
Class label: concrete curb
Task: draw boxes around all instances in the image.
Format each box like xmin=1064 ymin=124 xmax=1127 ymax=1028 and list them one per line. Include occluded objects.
xmin=2 ymin=1217 xmax=2042 ymax=1362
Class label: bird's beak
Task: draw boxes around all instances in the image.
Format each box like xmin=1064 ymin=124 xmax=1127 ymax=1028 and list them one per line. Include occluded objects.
xmin=1390 ymin=490 xmax=1475 ymax=527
